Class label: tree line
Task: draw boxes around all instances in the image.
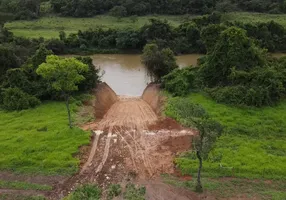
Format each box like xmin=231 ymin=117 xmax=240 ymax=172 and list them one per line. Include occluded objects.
xmin=44 ymin=13 xmax=286 ymax=54
xmin=0 ymin=26 xmax=101 ymax=112
xmin=0 ymin=0 xmax=286 ymax=20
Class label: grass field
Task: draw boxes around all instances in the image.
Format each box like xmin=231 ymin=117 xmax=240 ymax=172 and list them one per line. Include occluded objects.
xmin=4 ymin=12 xmax=286 ymax=39
xmin=0 ymin=180 xmax=52 ymax=191
xmin=162 ymin=175 xmax=286 ymax=200
xmin=4 ymin=15 xmax=183 ymax=38
xmin=0 ymin=101 xmax=90 ymax=175
xmin=165 ymin=93 xmax=286 ymax=180
xmin=222 ymin=12 xmax=286 ymax=27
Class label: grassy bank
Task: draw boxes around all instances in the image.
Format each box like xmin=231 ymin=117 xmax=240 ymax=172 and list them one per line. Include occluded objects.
xmin=0 ymin=101 xmax=90 ymax=175
xmin=165 ymin=93 xmax=286 ymax=180
xmin=162 ymin=175 xmax=286 ymax=200
xmin=0 ymin=180 xmax=52 ymax=191
xmin=4 ymin=15 xmax=183 ymax=38
xmin=222 ymin=12 xmax=286 ymax=28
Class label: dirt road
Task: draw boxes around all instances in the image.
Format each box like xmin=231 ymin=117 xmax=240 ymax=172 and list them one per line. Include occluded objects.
xmin=47 ymin=83 xmax=196 ymax=199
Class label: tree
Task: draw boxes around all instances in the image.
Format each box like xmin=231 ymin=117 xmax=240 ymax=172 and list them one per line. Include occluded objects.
xmin=109 ymin=6 xmax=127 ymax=19
xmin=199 ymin=27 xmax=266 ymax=87
xmin=36 ymin=55 xmax=89 ymax=128
xmin=192 ymin=118 xmax=223 ymax=192
xmin=170 ymin=99 xmax=223 ymax=192
xmin=141 ymin=43 xmax=178 ymax=81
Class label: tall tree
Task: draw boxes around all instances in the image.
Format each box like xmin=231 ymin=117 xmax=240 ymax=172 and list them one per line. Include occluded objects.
xmin=192 ymin=117 xmax=223 ymax=192
xmin=36 ymin=55 xmax=88 ymax=128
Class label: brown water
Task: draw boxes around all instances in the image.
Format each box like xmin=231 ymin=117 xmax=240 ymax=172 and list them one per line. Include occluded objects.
xmin=91 ymin=54 xmax=202 ymax=96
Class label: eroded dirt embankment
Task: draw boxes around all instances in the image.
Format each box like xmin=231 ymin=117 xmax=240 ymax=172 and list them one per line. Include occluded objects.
xmin=49 ymin=83 xmax=195 ymax=199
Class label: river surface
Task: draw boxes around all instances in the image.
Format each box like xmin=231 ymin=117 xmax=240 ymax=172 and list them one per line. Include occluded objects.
xmin=66 ymin=53 xmax=286 ymax=96
xmin=91 ymin=54 xmax=203 ymax=96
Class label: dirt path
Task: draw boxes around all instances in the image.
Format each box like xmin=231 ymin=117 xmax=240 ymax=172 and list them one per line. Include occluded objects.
xmin=0 ymin=83 xmax=194 ymax=199
xmin=48 ymin=82 xmax=196 ymax=199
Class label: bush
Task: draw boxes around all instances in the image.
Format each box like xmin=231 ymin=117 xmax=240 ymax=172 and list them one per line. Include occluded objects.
xmin=107 ymin=184 xmax=122 ymax=199
xmin=75 ymin=56 xmax=101 ymax=91
xmin=66 ymin=184 xmax=101 ymax=200
xmin=45 ymin=39 xmax=66 ymax=54
xmin=141 ymin=43 xmax=178 ymax=81
xmin=123 ymin=183 xmax=146 ymax=200
xmin=162 ymin=67 xmax=197 ymax=96
xmin=2 ymin=87 xmax=40 ymax=111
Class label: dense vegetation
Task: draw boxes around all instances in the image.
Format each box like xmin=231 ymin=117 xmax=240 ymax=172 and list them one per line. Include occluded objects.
xmin=3 ymin=13 xmax=283 ymax=56
xmin=0 ymin=28 xmax=100 ymax=111
xmin=161 ymin=24 xmax=286 ymax=106
xmin=2 ymin=0 xmax=285 ymax=19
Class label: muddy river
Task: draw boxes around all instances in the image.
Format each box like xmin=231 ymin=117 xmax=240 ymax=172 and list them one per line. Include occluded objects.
xmin=65 ymin=53 xmax=285 ymax=96
xmin=91 ymin=54 xmax=203 ymax=96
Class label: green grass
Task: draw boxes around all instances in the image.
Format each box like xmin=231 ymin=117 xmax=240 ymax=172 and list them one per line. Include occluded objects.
xmin=222 ymin=12 xmax=286 ymax=28
xmin=162 ymin=174 xmax=286 ymax=200
xmin=165 ymin=93 xmax=286 ymax=180
xmin=0 ymin=180 xmax=52 ymax=191
xmin=0 ymin=101 xmax=90 ymax=175
xmin=5 ymin=12 xmax=286 ymax=39
xmin=4 ymin=15 xmax=183 ymax=38
xmin=0 ymin=194 xmax=46 ymax=200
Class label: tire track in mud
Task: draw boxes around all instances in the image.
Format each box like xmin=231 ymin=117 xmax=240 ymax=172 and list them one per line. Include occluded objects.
xmin=81 ymin=130 xmax=102 ymax=174
xmin=49 ymin=85 xmax=195 ymax=199
xmin=95 ymin=131 xmax=112 ymax=174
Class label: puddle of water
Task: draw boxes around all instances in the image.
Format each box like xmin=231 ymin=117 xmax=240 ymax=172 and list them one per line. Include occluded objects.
xmin=90 ymin=54 xmax=202 ymax=96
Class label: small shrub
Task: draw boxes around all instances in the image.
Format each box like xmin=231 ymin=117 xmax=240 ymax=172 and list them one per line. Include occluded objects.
xmin=162 ymin=67 xmax=197 ymax=96
xmin=67 ymin=184 xmax=101 ymax=200
xmin=124 ymin=183 xmax=146 ymax=200
xmin=2 ymin=88 xmax=41 ymax=111
xmin=107 ymin=184 xmax=122 ymax=199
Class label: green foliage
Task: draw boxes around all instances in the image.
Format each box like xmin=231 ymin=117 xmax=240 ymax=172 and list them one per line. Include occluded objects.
xmin=109 ymin=6 xmax=127 ymax=18
xmin=162 ymin=67 xmax=197 ymax=96
xmin=123 ymin=183 xmax=146 ymax=200
xmin=0 ymin=45 xmax=21 ymax=80
xmin=49 ymin=0 xmax=216 ymax=17
xmin=165 ymin=93 xmax=286 ymax=180
xmin=199 ymin=26 xmax=266 ymax=87
xmin=201 ymin=24 xmax=227 ymax=52
xmin=141 ymin=18 xmax=174 ymax=41
xmin=37 ymin=55 xmax=89 ymax=93
xmin=141 ymin=43 xmax=178 ymax=81
xmin=30 ymin=44 xmax=53 ymax=68
xmin=66 ymin=184 xmax=101 ymax=200
xmin=0 ymin=180 xmax=52 ymax=191
xmin=107 ymin=184 xmax=122 ymax=199
xmin=75 ymin=56 xmax=101 ymax=92
xmin=0 ymin=101 xmax=90 ymax=174
xmin=2 ymin=87 xmax=40 ymax=111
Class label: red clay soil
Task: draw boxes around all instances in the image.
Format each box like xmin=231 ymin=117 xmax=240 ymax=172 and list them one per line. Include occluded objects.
xmin=46 ymin=83 xmax=197 ymax=199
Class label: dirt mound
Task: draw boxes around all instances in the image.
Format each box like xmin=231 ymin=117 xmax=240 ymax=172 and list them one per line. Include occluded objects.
xmin=97 ymin=97 xmax=158 ymax=130
xmin=94 ymin=82 xmax=118 ymax=119
xmin=141 ymin=83 xmax=165 ymax=115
